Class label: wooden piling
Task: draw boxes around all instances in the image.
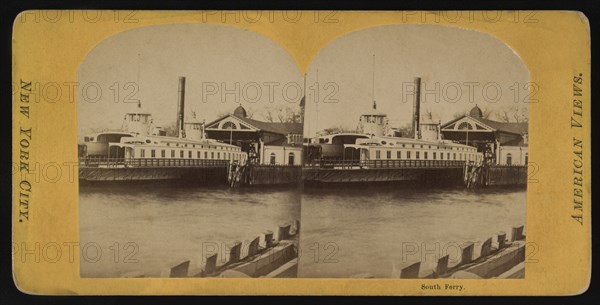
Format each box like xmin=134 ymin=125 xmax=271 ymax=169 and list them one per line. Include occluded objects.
xmin=436 ymin=255 xmax=449 ymax=276
xmin=460 ymin=243 xmax=474 ymax=265
xmin=261 ymin=230 xmax=274 ymax=248
xmin=248 ymin=237 xmax=260 ymax=257
xmin=228 ymin=241 xmax=242 ymax=264
xmin=400 ymin=261 xmax=421 ymax=279
xmin=480 ymin=238 xmax=493 ymax=258
xmin=278 ymin=223 xmax=291 ymax=241
xmin=497 ymin=231 xmax=507 ymax=249
xmin=161 ymin=259 xmax=190 ymax=278
xmin=293 ymin=219 xmax=301 ymax=235
xmin=511 ymin=225 xmax=524 ymax=241
xmin=203 ymin=253 xmax=218 ymax=275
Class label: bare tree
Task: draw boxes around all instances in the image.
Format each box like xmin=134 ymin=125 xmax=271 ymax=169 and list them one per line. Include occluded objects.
xmin=494 ymin=105 xmax=528 ymax=123
xmin=317 ymin=125 xmax=355 ymax=136
xmin=261 ymin=106 xmax=301 ymax=123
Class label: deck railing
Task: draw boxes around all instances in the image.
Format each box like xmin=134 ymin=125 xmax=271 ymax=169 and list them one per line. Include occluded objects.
xmin=80 ymin=156 xmax=230 ymax=168
xmin=304 ymin=158 xmax=467 ymax=169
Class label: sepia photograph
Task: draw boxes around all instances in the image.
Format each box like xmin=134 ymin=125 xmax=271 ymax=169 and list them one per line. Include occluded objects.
xmin=77 ymin=24 xmax=304 ymax=278
xmin=77 ymin=23 xmax=528 ymax=279
xmin=298 ymin=24 xmax=528 ymax=279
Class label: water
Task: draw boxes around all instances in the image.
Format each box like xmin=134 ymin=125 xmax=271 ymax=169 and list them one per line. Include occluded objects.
xmin=298 ymin=185 xmax=526 ymax=278
xmin=79 ymin=182 xmax=301 ymax=278
xmin=80 ymin=182 xmax=525 ymax=278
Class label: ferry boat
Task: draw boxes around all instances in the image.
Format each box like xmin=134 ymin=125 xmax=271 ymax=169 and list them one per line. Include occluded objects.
xmin=304 ymin=77 xmax=483 ymax=169
xmin=78 ymin=77 xmax=246 ymax=168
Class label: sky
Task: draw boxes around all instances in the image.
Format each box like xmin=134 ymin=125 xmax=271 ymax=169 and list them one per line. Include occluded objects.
xmin=78 ymin=23 xmax=529 ymax=138
xmin=77 ymin=24 xmax=302 ymax=135
xmin=303 ymin=24 xmax=530 ymax=137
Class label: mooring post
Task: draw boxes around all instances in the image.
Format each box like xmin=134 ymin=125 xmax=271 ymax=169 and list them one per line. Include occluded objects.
xmin=278 ymin=223 xmax=291 ymax=241
xmin=436 ymin=255 xmax=449 ymax=276
xmin=228 ymin=241 xmax=242 ymax=264
xmin=480 ymin=238 xmax=493 ymax=258
xmin=497 ymin=231 xmax=507 ymax=249
xmin=511 ymin=225 xmax=524 ymax=241
xmin=261 ymin=230 xmax=274 ymax=248
xmin=160 ymin=259 xmax=190 ymax=278
xmin=247 ymin=236 xmax=260 ymax=257
xmin=460 ymin=242 xmax=474 ymax=265
xmin=400 ymin=261 xmax=421 ymax=279
xmin=203 ymin=253 xmax=218 ymax=275
xmin=293 ymin=219 xmax=301 ymax=235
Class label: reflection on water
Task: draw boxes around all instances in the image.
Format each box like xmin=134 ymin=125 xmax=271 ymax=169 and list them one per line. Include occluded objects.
xmin=79 ymin=182 xmax=301 ymax=278
xmin=298 ymin=184 xmax=526 ymax=278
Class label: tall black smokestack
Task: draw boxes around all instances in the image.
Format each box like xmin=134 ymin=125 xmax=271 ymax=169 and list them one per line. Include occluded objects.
xmin=177 ymin=77 xmax=186 ymax=138
xmin=412 ymin=77 xmax=421 ymax=139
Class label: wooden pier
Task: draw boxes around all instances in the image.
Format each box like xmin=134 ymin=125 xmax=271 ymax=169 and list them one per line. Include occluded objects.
xmin=228 ymin=164 xmax=303 ymax=187
xmin=123 ymin=220 xmax=301 ymax=278
xmin=390 ymin=225 xmax=526 ymax=279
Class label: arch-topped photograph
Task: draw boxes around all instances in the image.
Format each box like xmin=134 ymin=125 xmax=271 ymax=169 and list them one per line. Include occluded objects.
xmin=299 ymin=24 xmax=529 ymax=279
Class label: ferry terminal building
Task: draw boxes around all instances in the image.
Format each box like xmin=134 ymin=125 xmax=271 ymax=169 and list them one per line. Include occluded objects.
xmin=197 ymin=105 xmax=303 ymax=166
xmin=440 ymin=105 xmax=528 ymax=166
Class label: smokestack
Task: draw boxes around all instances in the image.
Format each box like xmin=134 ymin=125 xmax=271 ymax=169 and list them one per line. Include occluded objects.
xmin=177 ymin=77 xmax=186 ymax=138
xmin=412 ymin=77 xmax=421 ymax=139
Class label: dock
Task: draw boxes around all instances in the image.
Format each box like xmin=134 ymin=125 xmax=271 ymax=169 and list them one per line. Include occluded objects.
xmin=122 ymin=220 xmax=300 ymax=278
xmin=391 ymin=225 xmax=526 ymax=279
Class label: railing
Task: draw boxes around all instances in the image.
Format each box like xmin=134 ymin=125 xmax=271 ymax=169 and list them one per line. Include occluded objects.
xmin=80 ymin=156 xmax=230 ymax=168
xmin=304 ymin=158 xmax=467 ymax=169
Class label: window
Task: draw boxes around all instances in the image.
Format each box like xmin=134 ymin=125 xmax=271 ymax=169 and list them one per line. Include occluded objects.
xmin=458 ymin=122 xmax=473 ymax=130
xmin=198 ymin=151 xmax=201 ymax=159
xmin=171 ymin=150 xmax=175 ymax=158
xmin=211 ymin=152 xmax=214 ymax=159
xmin=188 ymin=151 xmax=192 ymax=158
xmin=447 ymin=153 xmax=450 ymax=160
xmin=376 ymin=150 xmax=381 ymax=159
xmin=217 ymin=152 xmax=220 ymax=159
xmin=407 ymin=151 xmax=411 ymax=159
xmin=288 ymin=152 xmax=295 ymax=165
xmin=223 ymin=121 xmax=237 ymax=130
xmin=424 ymin=152 xmax=428 ymax=159
xmin=506 ymin=153 xmax=513 ymax=165
xmin=161 ymin=150 xmax=165 ymax=158
xmin=416 ymin=151 xmax=420 ymax=159
xmin=270 ymin=153 xmax=276 ymax=165
xmin=140 ymin=149 xmax=146 ymax=158
xmin=151 ymin=149 xmax=156 ymax=158
xmin=386 ymin=151 xmax=391 ymax=159
xmin=397 ymin=151 xmax=402 ymax=159
xmin=453 ymin=153 xmax=456 ymax=160
xmin=180 ymin=150 xmax=184 ymax=158
xmin=525 ymin=153 xmax=528 ymax=164
xmin=205 ymin=152 xmax=208 ymax=159
xmin=433 ymin=152 xmax=437 ymax=160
